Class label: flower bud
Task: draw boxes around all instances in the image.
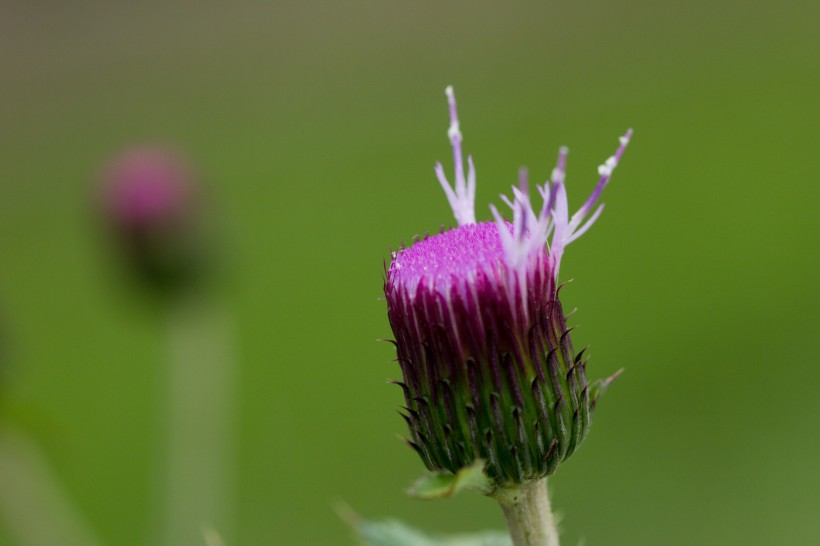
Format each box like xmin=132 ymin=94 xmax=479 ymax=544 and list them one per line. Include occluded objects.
xmin=99 ymin=146 xmax=206 ymax=296
xmin=385 ymin=87 xmax=631 ymax=486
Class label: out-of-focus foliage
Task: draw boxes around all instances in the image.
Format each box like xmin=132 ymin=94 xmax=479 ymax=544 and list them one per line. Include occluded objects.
xmin=356 ymin=519 xmax=511 ymax=546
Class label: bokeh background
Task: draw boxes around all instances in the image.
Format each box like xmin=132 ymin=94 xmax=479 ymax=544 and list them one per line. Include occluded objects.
xmin=1 ymin=1 xmax=818 ymax=545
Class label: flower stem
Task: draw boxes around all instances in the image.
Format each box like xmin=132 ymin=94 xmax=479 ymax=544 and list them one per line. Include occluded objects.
xmin=0 ymin=423 xmax=103 ymax=546
xmin=158 ymin=297 xmax=235 ymax=546
xmin=494 ymin=478 xmax=559 ymax=546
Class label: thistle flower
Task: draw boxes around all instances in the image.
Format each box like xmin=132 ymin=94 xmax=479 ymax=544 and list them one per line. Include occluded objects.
xmin=99 ymin=146 xmax=206 ymax=295
xmin=385 ymin=87 xmax=631 ymax=486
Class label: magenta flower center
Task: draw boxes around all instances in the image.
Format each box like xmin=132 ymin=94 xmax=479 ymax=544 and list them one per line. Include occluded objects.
xmin=390 ymin=222 xmax=514 ymax=295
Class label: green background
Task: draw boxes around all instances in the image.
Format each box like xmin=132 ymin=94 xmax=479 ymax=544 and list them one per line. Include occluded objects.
xmin=1 ymin=1 xmax=818 ymax=544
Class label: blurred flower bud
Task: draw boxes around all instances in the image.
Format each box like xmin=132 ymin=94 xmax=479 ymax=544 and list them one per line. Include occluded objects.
xmin=99 ymin=146 xmax=208 ymax=296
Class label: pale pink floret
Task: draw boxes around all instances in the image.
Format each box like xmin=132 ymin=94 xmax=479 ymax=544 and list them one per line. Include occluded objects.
xmin=435 ymin=86 xmax=477 ymax=227
xmin=436 ymin=86 xmax=632 ymax=281
xmin=550 ymin=129 xmax=633 ymax=278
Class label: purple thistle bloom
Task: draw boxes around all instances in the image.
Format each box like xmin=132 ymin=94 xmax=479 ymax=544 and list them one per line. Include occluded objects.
xmin=385 ymin=87 xmax=631 ymax=484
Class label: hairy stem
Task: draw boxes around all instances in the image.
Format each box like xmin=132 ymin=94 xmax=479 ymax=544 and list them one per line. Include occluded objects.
xmin=494 ymin=478 xmax=559 ymax=546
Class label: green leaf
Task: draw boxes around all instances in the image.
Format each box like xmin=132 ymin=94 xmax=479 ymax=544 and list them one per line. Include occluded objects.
xmin=356 ymin=519 xmax=433 ymax=546
xmin=355 ymin=519 xmax=511 ymax=546
xmin=407 ymin=459 xmax=492 ymax=499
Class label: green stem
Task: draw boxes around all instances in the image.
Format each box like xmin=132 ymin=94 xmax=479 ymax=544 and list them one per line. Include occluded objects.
xmin=494 ymin=478 xmax=559 ymax=546
xmin=0 ymin=424 xmax=103 ymax=546
xmin=158 ymin=298 xmax=235 ymax=546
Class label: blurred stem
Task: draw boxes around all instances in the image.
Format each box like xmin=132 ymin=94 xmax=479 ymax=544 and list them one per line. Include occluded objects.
xmin=494 ymin=478 xmax=559 ymax=546
xmin=158 ymin=297 xmax=235 ymax=546
xmin=0 ymin=424 xmax=103 ymax=546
